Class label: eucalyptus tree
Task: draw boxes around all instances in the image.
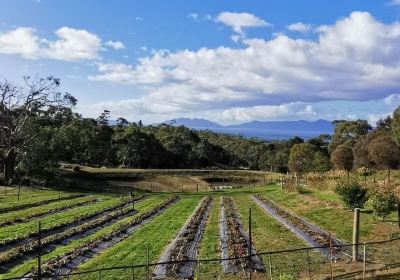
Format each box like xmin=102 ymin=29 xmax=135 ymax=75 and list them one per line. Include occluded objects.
xmin=0 ymin=77 xmax=76 ymax=183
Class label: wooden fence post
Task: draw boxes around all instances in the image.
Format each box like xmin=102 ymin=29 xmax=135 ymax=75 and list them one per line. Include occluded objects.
xmin=353 ymin=208 xmax=360 ymax=262
xmin=363 ymin=242 xmax=366 ymax=278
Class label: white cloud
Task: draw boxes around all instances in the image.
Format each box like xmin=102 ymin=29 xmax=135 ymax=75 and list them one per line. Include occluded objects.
xmin=0 ymin=26 xmax=103 ymax=61
xmin=220 ymin=103 xmax=317 ymax=123
xmin=45 ymin=27 xmax=101 ymax=61
xmin=215 ymin=12 xmax=270 ymax=35
xmin=231 ymin=35 xmax=241 ymax=43
xmin=187 ymin=13 xmax=199 ymax=22
xmin=286 ymin=22 xmax=311 ymax=33
xmin=87 ymin=12 xmax=400 ymax=123
xmin=388 ymin=0 xmax=400 ymax=5
xmin=203 ymin=14 xmax=212 ymax=21
xmin=187 ymin=13 xmax=212 ymax=22
xmin=104 ymin=40 xmax=125 ymax=50
xmin=384 ymin=93 xmax=400 ymax=107
xmin=0 ymin=27 xmax=41 ymax=59
xmin=135 ymin=16 xmax=144 ymax=21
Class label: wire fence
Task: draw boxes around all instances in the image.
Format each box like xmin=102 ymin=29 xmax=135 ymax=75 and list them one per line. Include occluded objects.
xmin=4 ymin=237 xmax=399 ymax=280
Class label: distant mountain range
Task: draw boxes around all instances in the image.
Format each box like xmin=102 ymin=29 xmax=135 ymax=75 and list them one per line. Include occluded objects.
xmin=165 ymin=118 xmax=334 ymax=140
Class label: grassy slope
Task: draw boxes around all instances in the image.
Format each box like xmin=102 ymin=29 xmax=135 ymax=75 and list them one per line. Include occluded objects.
xmin=0 ymin=195 xmax=120 ymax=242
xmin=0 ymin=195 xmax=167 ymax=279
xmin=74 ymin=195 xmax=203 ymax=280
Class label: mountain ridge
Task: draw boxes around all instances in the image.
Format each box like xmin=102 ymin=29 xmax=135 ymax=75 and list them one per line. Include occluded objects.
xmin=166 ymin=118 xmax=334 ymax=140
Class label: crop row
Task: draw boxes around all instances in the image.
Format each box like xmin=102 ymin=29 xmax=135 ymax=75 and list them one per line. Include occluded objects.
xmin=0 ymin=194 xmax=85 ymax=214
xmin=0 ymin=196 xmax=147 ymax=271
xmin=0 ymin=195 xmax=146 ymax=249
xmin=30 ymin=195 xmax=180 ymax=278
xmin=167 ymin=196 xmax=212 ymax=275
xmin=0 ymin=197 xmax=99 ymax=227
xmin=223 ymin=197 xmax=260 ymax=272
xmin=254 ymin=195 xmax=337 ymax=249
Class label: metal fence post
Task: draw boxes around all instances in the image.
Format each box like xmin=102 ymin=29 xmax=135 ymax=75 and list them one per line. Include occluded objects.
xmin=353 ymin=208 xmax=361 ymax=262
xmin=131 ymin=266 xmax=135 ymax=280
xmin=98 ymin=269 xmax=102 ymax=280
xmin=306 ymin=248 xmax=312 ymax=280
xmin=329 ymin=234 xmax=333 ymax=280
xmin=248 ymin=207 xmax=252 ymax=280
xmin=197 ymin=260 xmax=201 ymax=280
xmin=363 ymin=242 xmax=366 ymax=279
xmin=268 ymin=253 xmax=273 ymax=280
xmin=146 ymin=245 xmax=150 ymax=280
xmin=37 ymin=221 xmax=42 ymax=279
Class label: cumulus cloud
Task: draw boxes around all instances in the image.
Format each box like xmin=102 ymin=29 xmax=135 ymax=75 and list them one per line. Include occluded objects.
xmin=89 ymin=11 xmax=400 ymax=121
xmin=286 ymin=22 xmax=311 ymax=33
xmin=0 ymin=26 xmax=106 ymax=61
xmin=215 ymin=12 xmax=270 ymax=35
xmin=0 ymin=27 xmax=41 ymax=59
xmin=220 ymin=103 xmax=317 ymax=123
xmin=104 ymin=40 xmax=125 ymax=50
xmin=45 ymin=27 xmax=101 ymax=61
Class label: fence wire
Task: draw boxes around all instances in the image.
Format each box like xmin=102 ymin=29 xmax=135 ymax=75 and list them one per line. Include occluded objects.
xmin=3 ymin=237 xmax=399 ymax=280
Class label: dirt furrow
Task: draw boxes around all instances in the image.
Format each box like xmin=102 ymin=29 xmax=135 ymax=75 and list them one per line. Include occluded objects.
xmin=153 ymin=196 xmax=212 ymax=279
xmin=26 ymin=196 xmax=180 ymax=278
xmin=252 ymin=195 xmax=348 ymax=260
xmin=0 ymin=206 xmax=142 ymax=273
xmin=0 ymin=197 xmax=99 ymax=227
xmin=220 ymin=197 xmax=264 ymax=274
xmin=0 ymin=195 xmax=147 ymax=252
xmin=0 ymin=194 xmax=86 ymax=214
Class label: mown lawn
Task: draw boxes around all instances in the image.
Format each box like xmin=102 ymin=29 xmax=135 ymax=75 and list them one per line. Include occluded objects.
xmin=0 ymin=195 xmax=168 ymax=279
xmin=74 ymin=195 xmax=203 ymax=280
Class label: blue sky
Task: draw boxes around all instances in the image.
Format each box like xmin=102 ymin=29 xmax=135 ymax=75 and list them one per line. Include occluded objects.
xmin=1 ymin=0 xmax=400 ymax=124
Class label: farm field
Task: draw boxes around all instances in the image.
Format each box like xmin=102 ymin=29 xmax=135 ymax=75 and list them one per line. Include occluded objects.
xmin=0 ymin=182 xmax=399 ymax=280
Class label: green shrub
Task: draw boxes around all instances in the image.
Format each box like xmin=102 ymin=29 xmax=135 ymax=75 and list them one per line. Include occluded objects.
xmin=279 ymin=274 xmax=296 ymax=280
xmin=334 ymin=179 xmax=368 ymax=209
xmin=370 ymin=191 xmax=397 ymax=220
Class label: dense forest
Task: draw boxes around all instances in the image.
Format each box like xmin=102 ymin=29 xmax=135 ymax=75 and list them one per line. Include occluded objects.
xmin=1 ymin=77 xmax=400 ymax=186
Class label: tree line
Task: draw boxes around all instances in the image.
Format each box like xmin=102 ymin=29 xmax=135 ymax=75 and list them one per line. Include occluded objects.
xmin=1 ymin=77 xmax=400 ymax=186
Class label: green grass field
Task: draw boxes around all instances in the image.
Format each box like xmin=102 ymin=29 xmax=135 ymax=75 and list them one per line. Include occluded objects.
xmin=0 ymin=195 xmax=97 ymax=225
xmin=0 ymin=187 xmax=80 ymax=211
xmin=0 ymin=195 xmax=125 ymax=243
xmin=258 ymin=185 xmax=398 ymax=242
xmin=0 ymin=181 xmax=398 ymax=280
xmin=75 ymin=195 xmax=203 ymax=280
xmin=0 ymin=195 xmax=168 ymax=279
